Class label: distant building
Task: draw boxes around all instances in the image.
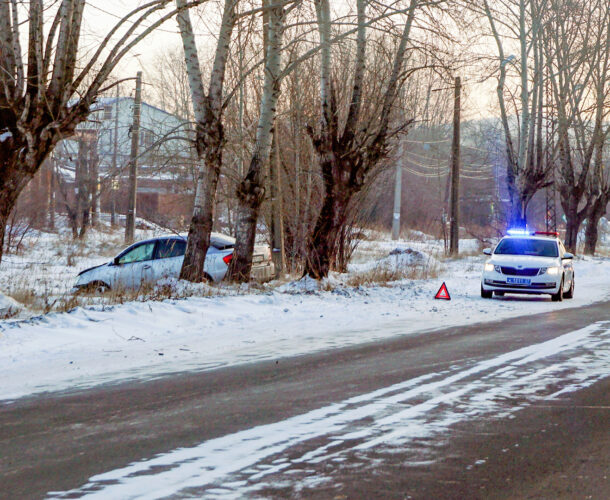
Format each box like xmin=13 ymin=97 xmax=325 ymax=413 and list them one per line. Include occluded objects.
xmin=54 ymin=97 xmax=195 ymax=225
xmin=69 ymin=96 xmax=190 ymax=171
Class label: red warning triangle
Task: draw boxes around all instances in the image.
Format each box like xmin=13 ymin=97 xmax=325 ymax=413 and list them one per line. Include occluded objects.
xmin=435 ymin=282 xmax=451 ymax=300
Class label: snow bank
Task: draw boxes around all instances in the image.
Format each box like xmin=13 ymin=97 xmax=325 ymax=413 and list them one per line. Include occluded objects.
xmin=0 ymin=293 xmax=21 ymax=318
xmin=1 ymin=256 xmax=609 ymax=402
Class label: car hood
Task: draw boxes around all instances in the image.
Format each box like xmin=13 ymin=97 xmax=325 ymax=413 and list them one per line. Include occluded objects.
xmin=77 ymin=262 xmax=109 ymax=276
xmin=488 ymin=255 xmax=559 ymax=267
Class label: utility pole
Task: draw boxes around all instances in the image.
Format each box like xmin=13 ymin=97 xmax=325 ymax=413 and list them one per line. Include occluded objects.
xmin=449 ymin=76 xmax=461 ymax=256
xmin=49 ymin=154 xmax=56 ymax=230
xmin=270 ymin=134 xmax=286 ymax=276
xmin=111 ymin=83 xmax=120 ymax=227
xmin=125 ymin=72 xmax=142 ymax=244
xmin=391 ymin=139 xmax=403 ymax=240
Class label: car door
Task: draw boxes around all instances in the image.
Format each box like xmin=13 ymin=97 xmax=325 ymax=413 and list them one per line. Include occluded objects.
xmin=152 ymin=238 xmax=187 ymax=282
xmin=113 ymin=241 xmax=156 ymax=289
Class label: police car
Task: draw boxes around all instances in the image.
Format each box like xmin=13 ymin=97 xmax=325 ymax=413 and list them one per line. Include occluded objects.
xmin=481 ymin=230 xmax=575 ymax=301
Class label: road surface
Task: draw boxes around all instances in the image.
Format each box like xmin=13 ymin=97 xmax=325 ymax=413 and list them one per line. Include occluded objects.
xmin=1 ymin=299 xmax=609 ymax=499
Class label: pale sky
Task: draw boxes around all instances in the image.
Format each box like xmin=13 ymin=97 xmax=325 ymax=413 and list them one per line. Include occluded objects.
xmin=78 ymin=0 xmax=498 ymax=120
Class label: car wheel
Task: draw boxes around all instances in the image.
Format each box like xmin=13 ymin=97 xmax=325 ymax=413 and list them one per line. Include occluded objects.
xmin=81 ymin=281 xmax=110 ymax=294
xmin=494 ymin=291 xmax=505 ymax=297
xmin=551 ymin=277 xmax=564 ymax=302
xmin=564 ymin=276 xmax=574 ymax=299
xmin=481 ymin=285 xmax=493 ymax=299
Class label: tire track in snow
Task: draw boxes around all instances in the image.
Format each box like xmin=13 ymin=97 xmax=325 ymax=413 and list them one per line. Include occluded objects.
xmin=48 ymin=321 xmax=610 ymax=499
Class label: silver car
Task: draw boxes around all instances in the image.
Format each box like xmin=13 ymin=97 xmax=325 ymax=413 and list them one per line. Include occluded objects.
xmin=73 ymin=233 xmax=274 ymax=292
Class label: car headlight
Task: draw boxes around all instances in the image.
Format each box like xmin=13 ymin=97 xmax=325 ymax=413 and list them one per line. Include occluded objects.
xmin=546 ymin=266 xmax=560 ymax=275
xmin=484 ymin=263 xmax=494 ymax=272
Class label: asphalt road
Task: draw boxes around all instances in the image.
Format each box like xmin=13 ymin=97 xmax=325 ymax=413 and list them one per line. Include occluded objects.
xmin=1 ymin=299 xmax=609 ymax=499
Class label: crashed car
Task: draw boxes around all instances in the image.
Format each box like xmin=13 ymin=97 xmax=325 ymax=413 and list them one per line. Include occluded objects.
xmin=73 ymin=233 xmax=274 ymax=292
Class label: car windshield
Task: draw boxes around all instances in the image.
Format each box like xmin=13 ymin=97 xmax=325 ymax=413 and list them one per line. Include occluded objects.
xmin=117 ymin=242 xmax=155 ymax=264
xmin=494 ymin=238 xmax=558 ymax=257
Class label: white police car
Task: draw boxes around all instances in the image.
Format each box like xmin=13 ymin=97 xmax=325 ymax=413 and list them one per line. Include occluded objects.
xmin=481 ymin=230 xmax=574 ymax=301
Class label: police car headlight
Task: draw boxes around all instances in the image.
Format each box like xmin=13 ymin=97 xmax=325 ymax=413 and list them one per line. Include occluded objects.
xmin=546 ymin=266 xmax=560 ymax=275
xmin=484 ymin=263 xmax=494 ymax=272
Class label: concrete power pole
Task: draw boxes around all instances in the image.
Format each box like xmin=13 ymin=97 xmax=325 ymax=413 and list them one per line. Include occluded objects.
xmin=270 ymin=136 xmax=286 ymax=276
xmin=125 ymin=72 xmax=142 ymax=245
xmin=391 ymin=139 xmax=403 ymax=240
xmin=449 ymin=76 xmax=461 ymax=256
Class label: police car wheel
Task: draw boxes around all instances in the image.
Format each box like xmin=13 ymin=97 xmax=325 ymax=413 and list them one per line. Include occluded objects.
xmin=551 ymin=277 xmax=564 ymax=302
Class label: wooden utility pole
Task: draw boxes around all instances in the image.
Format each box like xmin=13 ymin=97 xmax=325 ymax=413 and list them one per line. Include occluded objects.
xmin=125 ymin=72 xmax=142 ymax=244
xmin=391 ymin=139 xmax=403 ymax=240
xmin=449 ymin=76 xmax=461 ymax=256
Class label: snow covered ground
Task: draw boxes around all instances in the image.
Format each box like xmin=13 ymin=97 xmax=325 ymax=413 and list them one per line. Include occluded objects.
xmin=1 ymin=225 xmax=609 ymax=402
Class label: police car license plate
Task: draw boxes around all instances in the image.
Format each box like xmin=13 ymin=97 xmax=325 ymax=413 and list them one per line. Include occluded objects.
xmin=507 ymin=277 xmax=530 ymax=285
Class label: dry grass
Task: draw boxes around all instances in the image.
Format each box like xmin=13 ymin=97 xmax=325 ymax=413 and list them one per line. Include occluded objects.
xmin=347 ymin=261 xmax=441 ymax=287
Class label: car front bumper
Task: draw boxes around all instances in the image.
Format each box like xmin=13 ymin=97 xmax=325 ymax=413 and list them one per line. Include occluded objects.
xmin=481 ymin=271 xmax=561 ymax=294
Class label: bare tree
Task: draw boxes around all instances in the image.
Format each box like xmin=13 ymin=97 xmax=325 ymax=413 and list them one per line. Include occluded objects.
xmin=227 ymin=0 xmax=288 ymax=282
xmin=176 ymin=0 xmax=238 ymax=282
xmin=583 ymin=0 xmax=610 ymax=254
xmin=302 ymin=0 xmax=420 ymax=279
xmin=0 ymin=0 xmax=207 ymax=265
xmin=481 ymin=0 xmax=552 ymax=229
xmin=544 ymin=0 xmax=610 ymax=250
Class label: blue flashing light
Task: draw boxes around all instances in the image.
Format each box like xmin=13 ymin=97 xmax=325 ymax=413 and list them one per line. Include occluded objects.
xmin=506 ymin=228 xmax=533 ymax=236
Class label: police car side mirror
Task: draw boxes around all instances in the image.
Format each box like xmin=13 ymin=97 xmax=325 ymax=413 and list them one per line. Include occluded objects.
xmin=113 ymin=256 xmax=121 ymax=266
xmin=483 ymin=248 xmax=492 ymax=256
xmin=563 ymin=252 xmax=574 ymax=259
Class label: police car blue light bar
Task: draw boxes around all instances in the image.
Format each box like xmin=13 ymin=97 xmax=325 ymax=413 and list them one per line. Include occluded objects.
xmin=506 ymin=228 xmax=533 ymax=236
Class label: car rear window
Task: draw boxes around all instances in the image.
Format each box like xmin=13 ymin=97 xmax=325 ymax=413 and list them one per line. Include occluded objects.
xmin=210 ymin=234 xmax=235 ymax=250
xmin=156 ymin=239 xmax=187 ymax=259
xmin=494 ymin=238 xmax=559 ymax=257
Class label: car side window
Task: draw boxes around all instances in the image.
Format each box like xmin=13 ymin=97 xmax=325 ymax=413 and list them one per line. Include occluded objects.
xmin=559 ymin=241 xmax=566 ymax=257
xmin=156 ymin=239 xmax=186 ymax=259
xmin=117 ymin=242 xmax=155 ymax=265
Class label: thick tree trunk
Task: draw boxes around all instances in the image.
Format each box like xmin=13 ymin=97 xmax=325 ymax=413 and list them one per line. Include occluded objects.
xmin=180 ymin=149 xmax=222 ymax=281
xmin=0 ymin=164 xmax=32 ymax=265
xmin=227 ymin=1 xmax=284 ymax=283
xmin=584 ymin=192 xmax=609 ymax=255
xmin=177 ymin=0 xmax=236 ymax=283
xmin=303 ymin=185 xmax=349 ymax=279
xmin=0 ymin=194 xmax=12 ymax=265
xmin=230 ymin=168 xmax=266 ymax=281
xmin=560 ymin=185 xmax=589 ymax=252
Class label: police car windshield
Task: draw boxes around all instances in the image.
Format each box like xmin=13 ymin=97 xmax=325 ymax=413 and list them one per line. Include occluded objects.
xmin=494 ymin=238 xmax=558 ymax=257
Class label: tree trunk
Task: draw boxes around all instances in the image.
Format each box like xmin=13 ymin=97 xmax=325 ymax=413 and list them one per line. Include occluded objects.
xmin=304 ymin=190 xmax=349 ymax=279
xmin=180 ymin=150 xmax=222 ymax=281
xmin=0 ymin=165 xmax=32 ymax=265
xmin=177 ymin=0 xmax=236 ymax=283
xmin=227 ymin=1 xmax=284 ymax=283
xmin=76 ymin=136 xmax=90 ymax=240
xmin=584 ymin=192 xmax=609 ymax=255
xmin=0 ymin=194 xmax=12 ymax=265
